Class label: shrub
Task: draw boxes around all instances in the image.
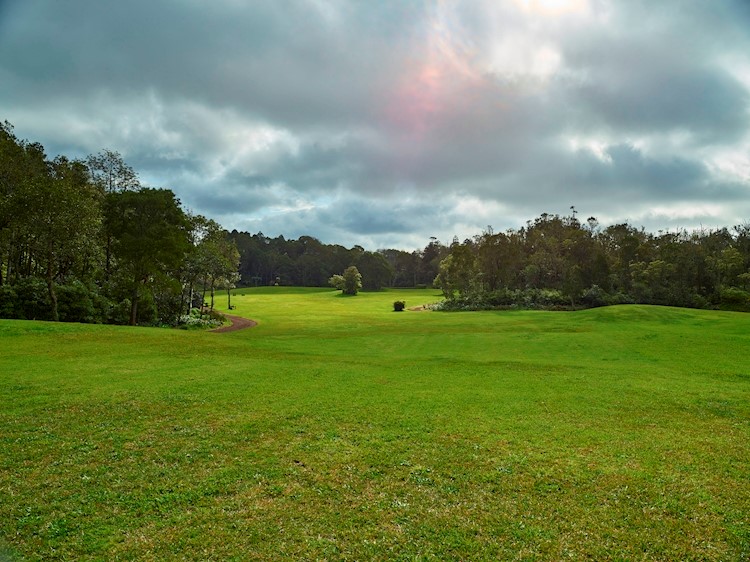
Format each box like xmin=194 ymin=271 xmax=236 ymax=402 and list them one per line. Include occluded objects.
xmin=605 ymin=292 xmax=634 ymax=306
xmin=580 ymin=285 xmax=607 ymax=308
xmin=537 ymin=289 xmax=568 ymax=307
xmin=109 ymin=299 xmax=132 ymax=325
xmin=328 ymin=274 xmax=345 ymax=290
xmin=91 ymin=293 xmax=114 ymax=324
xmin=14 ymin=277 xmax=52 ymax=321
xmin=206 ymin=308 xmax=226 ymax=323
xmin=485 ymin=288 xmax=519 ymax=306
xmin=329 ymin=266 xmax=362 ymax=295
xmin=136 ymin=292 xmax=157 ymax=325
xmin=720 ymin=287 xmax=750 ymax=311
xmin=177 ymin=307 xmax=225 ymax=329
xmin=0 ymin=285 xmax=18 ymax=318
xmin=57 ymin=280 xmax=95 ymax=323
xmin=393 ymin=300 xmax=406 ymax=311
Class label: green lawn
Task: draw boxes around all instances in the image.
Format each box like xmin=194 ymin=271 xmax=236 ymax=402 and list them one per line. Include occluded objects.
xmin=1 ymin=288 xmax=749 ymax=560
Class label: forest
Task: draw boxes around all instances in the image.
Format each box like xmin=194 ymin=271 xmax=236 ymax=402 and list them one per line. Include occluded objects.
xmin=0 ymin=121 xmax=239 ymax=326
xmin=2 ymin=120 xmax=750 ymax=325
xmin=229 ymin=213 xmax=750 ymax=312
xmin=431 ymin=214 xmax=750 ymax=311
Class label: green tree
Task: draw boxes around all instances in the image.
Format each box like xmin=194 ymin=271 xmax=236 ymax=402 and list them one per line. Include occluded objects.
xmin=329 ymin=266 xmax=362 ymax=295
xmin=435 ymin=241 xmax=477 ymax=299
xmin=27 ymin=158 xmax=101 ymax=321
xmin=88 ymin=150 xmax=140 ymax=280
xmin=343 ymin=266 xmax=362 ymax=295
xmin=86 ymin=149 xmax=140 ymax=194
xmin=106 ymin=188 xmax=190 ymax=325
xmin=328 ymin=274 xmax=345 ymax=290
xmin=355 ymin=251 xmax=394 ymax=290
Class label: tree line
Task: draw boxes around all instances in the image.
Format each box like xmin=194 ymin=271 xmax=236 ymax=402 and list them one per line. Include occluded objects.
xmin=0 ymin=121 xmax=239 ymax=326
xmin=228 ymin=230 xmax=446 ymax=289
xmin=230 ymin=213 xmax=750 ymax=314
xmin=434 ymin=211 xmax=750 ymax=311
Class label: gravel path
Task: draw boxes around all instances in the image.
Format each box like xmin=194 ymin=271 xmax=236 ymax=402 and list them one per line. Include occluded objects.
xmin=210 ymin=314 xmax=258 ymax=333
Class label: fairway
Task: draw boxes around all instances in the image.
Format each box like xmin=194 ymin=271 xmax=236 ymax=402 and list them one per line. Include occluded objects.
xmin=1 ymin=288 xmax=749 ymax=560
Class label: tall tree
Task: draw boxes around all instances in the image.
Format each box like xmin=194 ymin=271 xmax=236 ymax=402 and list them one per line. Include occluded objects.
xmin=86 ymin=149 xmax=140 ymax=194
xmin=355 ymin=251 xmax=394 ymax=290
xmin=106 ymin=188 xmax=190 ymax=325
xmin=88 ymin=150 xmax=140 ymax=280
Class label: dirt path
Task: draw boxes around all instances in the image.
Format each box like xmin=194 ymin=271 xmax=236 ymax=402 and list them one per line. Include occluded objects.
xmin=210 ymin=314 xmax=258 ymax=333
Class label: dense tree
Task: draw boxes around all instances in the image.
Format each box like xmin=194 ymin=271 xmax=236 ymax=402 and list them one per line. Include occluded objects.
xmin=0 ymin=122 xmax=243 ymax=327
xmin=23 ymin=157 xmax=101 ymax=320
xmin=435 ymin=239 xmax=477 ymax=298
xmin=435 ymin=211 xmax=750 ymax=311
xmin=355 ymin=251 xmax=394 ymax=290
xmin=86 ymin=149 xmax=140 ymax=194
xmin=329 ymin=266 xmax=362 ymax=295
xmin=106 ymin=188 xmax=190 ymax=325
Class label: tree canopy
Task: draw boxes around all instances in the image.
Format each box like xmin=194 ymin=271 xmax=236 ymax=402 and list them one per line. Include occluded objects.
xmin=0 ymin=121 xmax=240 ymax=326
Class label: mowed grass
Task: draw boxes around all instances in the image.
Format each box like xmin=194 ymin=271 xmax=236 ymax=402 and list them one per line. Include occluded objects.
xmin=1 ymin=288 xmax=749 ymax=560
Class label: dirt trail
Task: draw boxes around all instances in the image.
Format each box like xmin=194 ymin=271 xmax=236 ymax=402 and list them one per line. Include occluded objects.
xmin=210 ymin=314 xmax=258 ymax=333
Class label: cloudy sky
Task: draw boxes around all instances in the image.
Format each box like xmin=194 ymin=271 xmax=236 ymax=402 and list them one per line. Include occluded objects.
xmin=1 ymin=0 xmax=749 ymax=249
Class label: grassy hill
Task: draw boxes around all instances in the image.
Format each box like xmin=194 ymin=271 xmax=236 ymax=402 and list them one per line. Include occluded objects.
xmin=1 ymin=288 xmax=749 ymax=560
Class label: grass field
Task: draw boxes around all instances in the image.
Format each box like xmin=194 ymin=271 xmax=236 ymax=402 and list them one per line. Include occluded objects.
xmin=1 ymin=287 xmax=749 ymax=560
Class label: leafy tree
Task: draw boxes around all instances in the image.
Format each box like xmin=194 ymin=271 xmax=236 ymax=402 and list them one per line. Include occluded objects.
xmin=328 ymin=274 xmax=345 ymax=291
xmin=435 ymin=240 xmax=477 ymax=299
xmin=86 ymin=149 xmax=140 ymax=194
xmin=23 ymin=158 xmax=101 ymax=320
xmin=355 ymin=251 xmax=394 ymax=290
xmin=343 ymin=266 xmax=362 ymax=295
xmin=88 ymin=149 xmax=140 ymax=279
xmin=106 ymin=188 xmax=190 ymax=325
xmin=221 ymin=271 xmax=241 ymax=309
xmin=329 ymin=266 xmax=362 ymax=295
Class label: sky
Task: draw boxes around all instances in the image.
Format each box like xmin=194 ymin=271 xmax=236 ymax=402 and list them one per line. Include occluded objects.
xmin=1 ymin=0 xmax=749 ymax=250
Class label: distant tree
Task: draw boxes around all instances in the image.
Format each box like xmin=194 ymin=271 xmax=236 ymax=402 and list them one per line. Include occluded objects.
xmin=343 ymin=266 xmax=362 ymax=295
xmin=221 ymin=271 xmax=241 ymax=310
xmin=435 ymin=240 xmax=477 ymax=299
xmin=328 ymin=274 xmax=345 ymax=291
xmin=419 ymin=237 xmax=446 ymax=286
xmin=89 ymin=150 xmax=141 ymax=280
xmin=329 ymin=266 xmax=362 ymax=295
xmin=355 ymin=251 xmax=394 ymax=290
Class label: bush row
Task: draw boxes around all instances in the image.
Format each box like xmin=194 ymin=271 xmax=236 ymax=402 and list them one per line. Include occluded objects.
xmin=0 ymin=277 xmax=215 ymax=326
xmin=437 ymin=285 xmax=750 ymax=312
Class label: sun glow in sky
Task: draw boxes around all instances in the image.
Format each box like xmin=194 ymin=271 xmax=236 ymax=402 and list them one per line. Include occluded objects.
xmin=513 ymin=0 xmax=591 ymax=17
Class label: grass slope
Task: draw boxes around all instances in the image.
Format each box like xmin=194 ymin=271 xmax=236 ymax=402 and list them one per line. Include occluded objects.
xmin=1 ymin=288 xmax=749 ymax=560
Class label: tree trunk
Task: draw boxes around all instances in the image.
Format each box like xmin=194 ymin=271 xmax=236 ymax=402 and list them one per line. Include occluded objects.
xmin=105 ymin=234 xmax=112 ymax=282
xmin=46 ymin=271 xmax=59 ymax=322
xmin=210 ymin=280 xmax=215 ymax=310
xmin=46 ymin=242 xmax=59 ymax=322
xmin=187 ymin=282 xmax=194 ymax=315
xmin=129 ymin=280 xmax=139 ymax=326
xmin=201 ymin=279 xmax=207 ymax=316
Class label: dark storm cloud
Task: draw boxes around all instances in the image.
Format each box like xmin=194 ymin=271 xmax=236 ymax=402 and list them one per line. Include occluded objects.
xmin=1 ymin=0 xmax=749 ymax=248
xmin=0 ymin=0 xmax=424 ymax=128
